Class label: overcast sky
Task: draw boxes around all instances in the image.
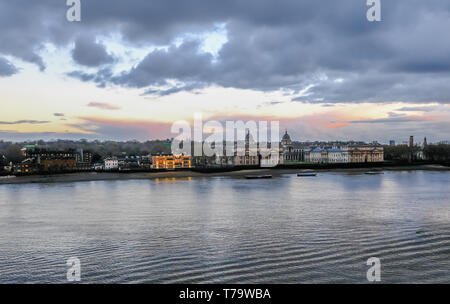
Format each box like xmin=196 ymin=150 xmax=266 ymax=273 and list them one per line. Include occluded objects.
xmin=1 ymin=0 xmax=450 ymax=143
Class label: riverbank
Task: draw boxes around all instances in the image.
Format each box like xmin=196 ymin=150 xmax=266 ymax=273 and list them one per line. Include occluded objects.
xmin=0 ymin=164 xmax=449 ymax=184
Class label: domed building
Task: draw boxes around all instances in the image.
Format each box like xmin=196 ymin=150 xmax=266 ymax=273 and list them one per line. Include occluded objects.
xmin=281 ymin=130 xmax=305 ymax=163
xmin=281 ymin=130 xmax=293 ymax=152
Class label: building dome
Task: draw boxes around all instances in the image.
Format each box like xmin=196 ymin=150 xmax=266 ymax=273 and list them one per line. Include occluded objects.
xmin=281 ymin=130 xmax=292 ymax=152
xmin=282 ymin=130 xmax=291 ymax=142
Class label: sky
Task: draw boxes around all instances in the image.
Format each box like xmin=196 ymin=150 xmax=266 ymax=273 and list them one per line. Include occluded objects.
xmin=1 ymin=0 xmax=450 ymax=143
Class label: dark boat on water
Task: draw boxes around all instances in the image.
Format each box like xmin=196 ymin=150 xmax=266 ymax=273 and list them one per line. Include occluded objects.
xmin=245 ymin=175 xmax=273 ymax=179
xmin=297 ymin=170 xmax=317 ymax=177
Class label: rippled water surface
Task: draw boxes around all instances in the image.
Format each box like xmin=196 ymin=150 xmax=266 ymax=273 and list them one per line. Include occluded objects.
xmin=0 ymin=170 xmax=449 ymax=283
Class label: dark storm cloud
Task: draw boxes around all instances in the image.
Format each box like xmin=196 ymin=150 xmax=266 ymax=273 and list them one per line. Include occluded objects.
xmin=113 ymin=40 xmax=213 ymax=88
xmin=2 ymin=1 xmax=450 ymax=103
xmin=72 ymin=35 xmax=114 ymax=67
xmin=0 ymin=57 xmax=18 ymax=77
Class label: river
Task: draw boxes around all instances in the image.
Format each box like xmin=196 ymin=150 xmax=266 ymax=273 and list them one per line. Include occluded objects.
xmin=0 ymin=170 xmax=449 ymax=283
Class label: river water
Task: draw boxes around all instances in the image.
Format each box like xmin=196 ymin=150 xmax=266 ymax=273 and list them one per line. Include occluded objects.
xmin=0 ymin=170 xmax=449 ymax=283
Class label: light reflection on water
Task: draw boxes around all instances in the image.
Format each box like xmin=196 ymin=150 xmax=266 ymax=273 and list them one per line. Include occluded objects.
xmin=0 ymin=170 xmax=449 ymax=283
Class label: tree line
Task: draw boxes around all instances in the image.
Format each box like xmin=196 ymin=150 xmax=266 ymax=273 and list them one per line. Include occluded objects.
xmin=384 ymin=144 xmax=450 ymax=162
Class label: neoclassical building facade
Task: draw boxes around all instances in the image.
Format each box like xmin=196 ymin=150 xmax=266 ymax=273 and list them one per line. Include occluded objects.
xmin=281 ymin=130 xmax=384 ymax=164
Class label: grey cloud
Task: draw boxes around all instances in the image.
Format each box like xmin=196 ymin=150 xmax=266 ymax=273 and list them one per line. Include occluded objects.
xmin=67 ymin=1 xmax=450 ymax=104
xmin=143 ymin=84 xmax=204 ymax=97
xmin=53 ymin=113 xmax=65 ymax=117
xmin=67 ymin=70 xmax=96 ymax=82
xmin=292 ymin=72 xmax=450 ymax=104
xmin=0 ymin=57 xmax=18 ymax=77
xmin=0 ymin=120 xmax=50 ymax=125
xmin=72 ymin=35 xmax=115 ymax=67
xmin=0 ymin=1 xmax=69 ymax=70
xmin=396 ymin=106 xmax=440 ymax=112
xmin=113 ymin=40 xmax=213 ymax=88
xmin=68 ymin=68 xmax=113 ymax=88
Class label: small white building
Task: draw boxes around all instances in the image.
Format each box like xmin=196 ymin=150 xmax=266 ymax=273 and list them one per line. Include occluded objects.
xmin=104 ymin=157 xmax=119 ymax=170
xmin=307 ymin=147 xmax=349 ymax=164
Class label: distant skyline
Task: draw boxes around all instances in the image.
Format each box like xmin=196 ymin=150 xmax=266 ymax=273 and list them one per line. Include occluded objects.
xmin=1 ymin=1 xmax=450 ymax=143
xmin=0 ymin=130 xmax=441 ymax=146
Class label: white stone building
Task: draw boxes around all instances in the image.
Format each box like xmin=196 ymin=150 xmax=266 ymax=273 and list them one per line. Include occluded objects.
xmin=104 ymin=157 xmax=119 ymax=170
xmin=327 ymin=147 xmax=349 ymax=163
xmin=309 ymin=148 xmax=325 ymax=163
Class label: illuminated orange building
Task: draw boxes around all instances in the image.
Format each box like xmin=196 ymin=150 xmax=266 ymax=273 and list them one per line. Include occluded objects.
xmin=348 ymin=146 xmax=384 ymax=163
xmin=152 ymin=155 xmax=192 ymax=170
